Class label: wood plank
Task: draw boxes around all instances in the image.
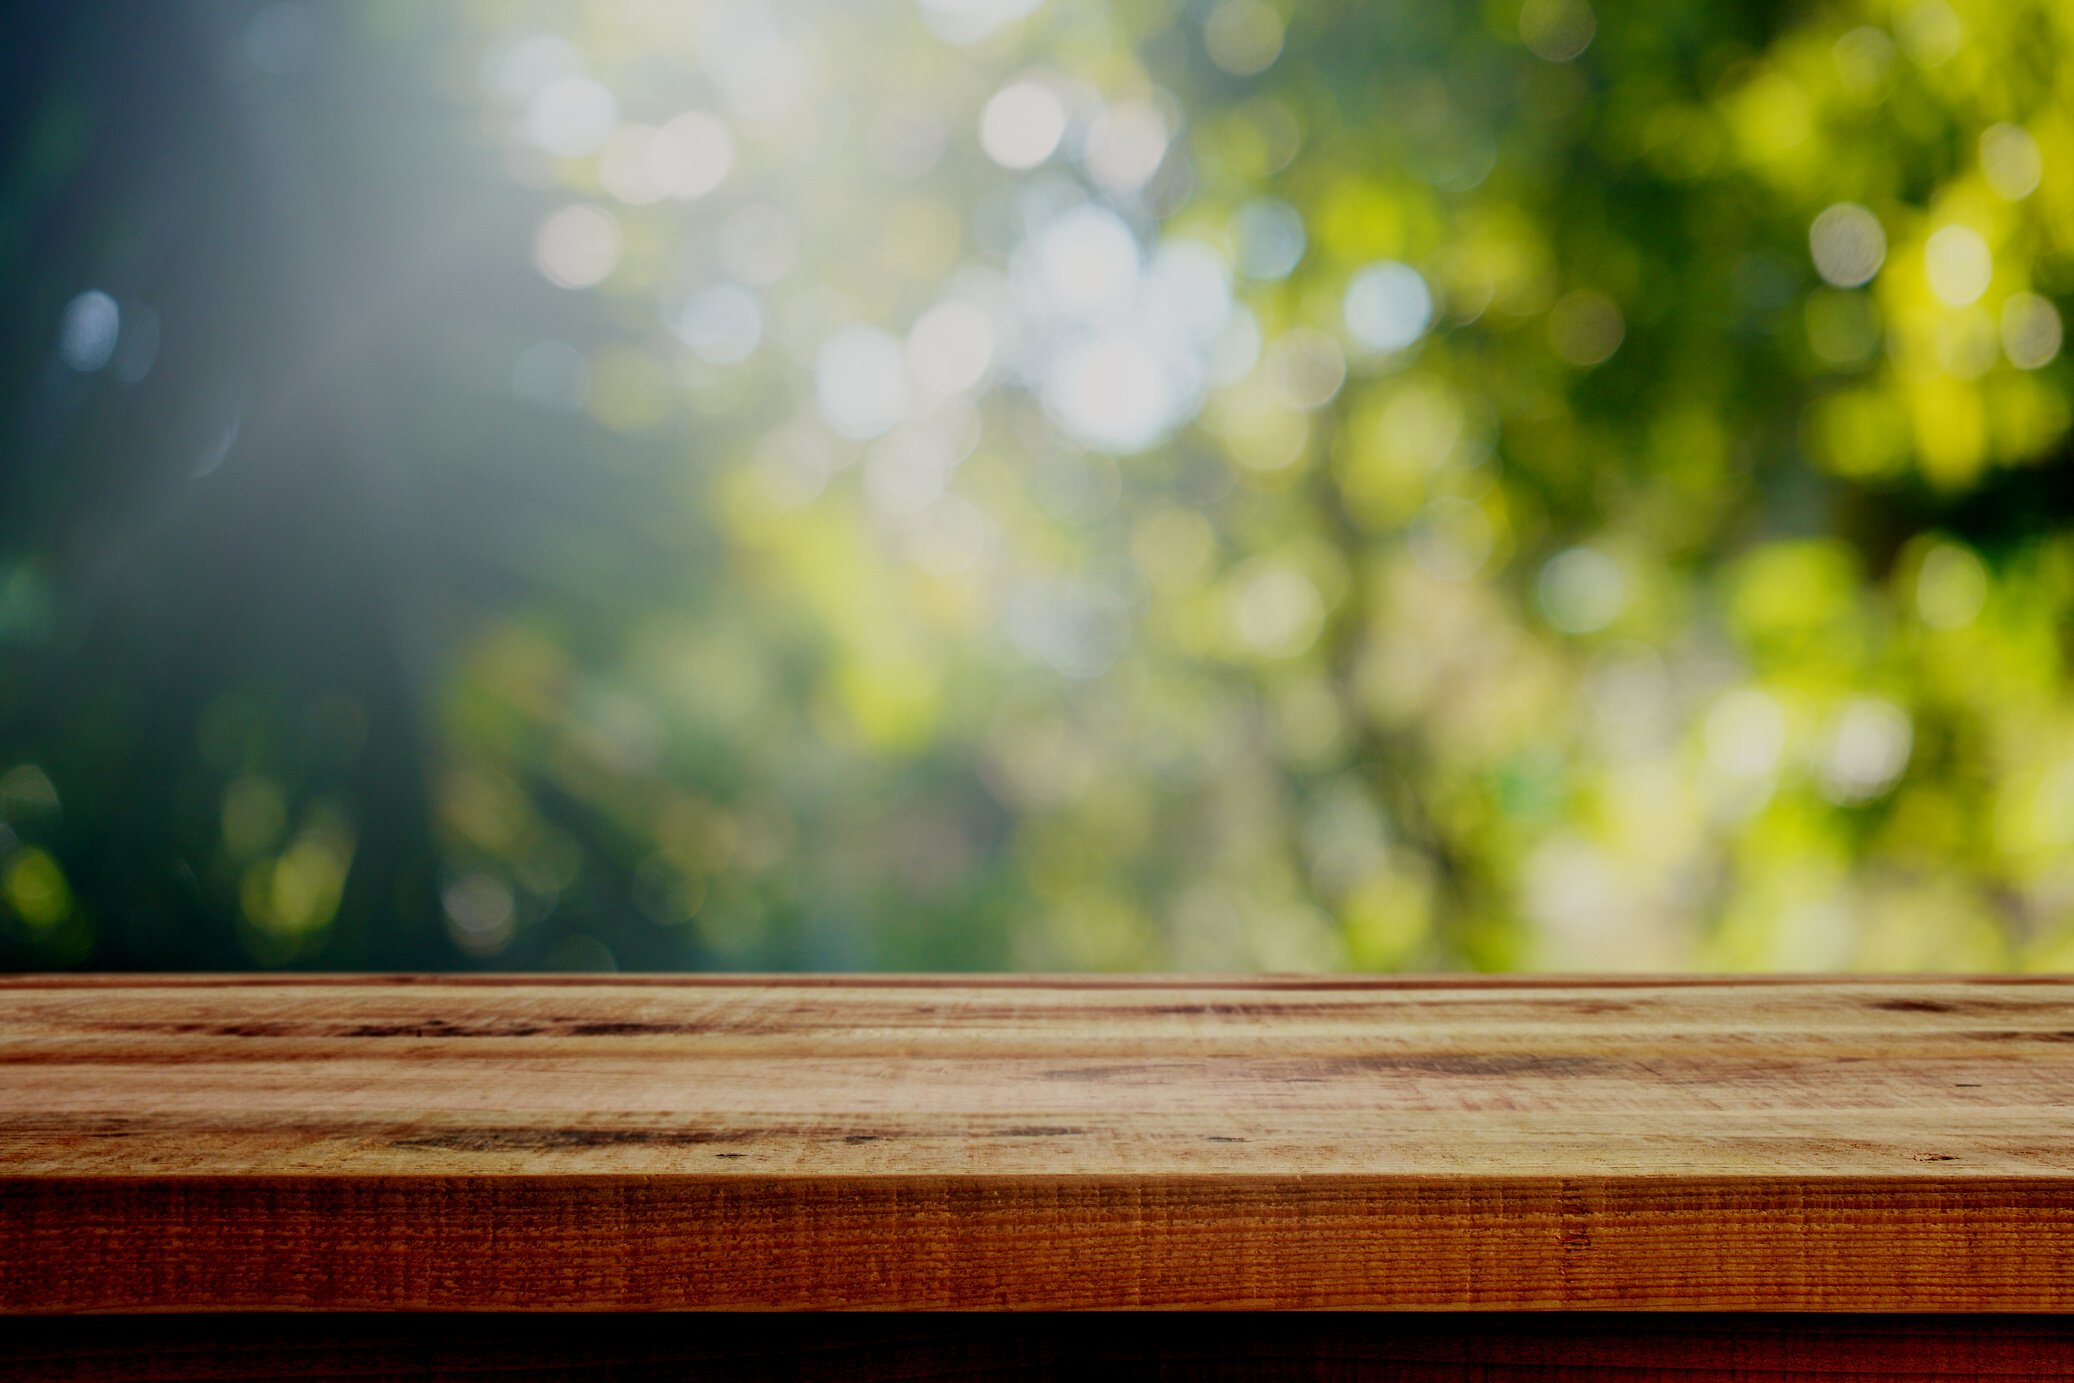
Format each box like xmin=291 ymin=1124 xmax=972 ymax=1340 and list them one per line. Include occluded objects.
xmin=4 ymin=975 xmax=2074 ymax=1310
xmin=8 ymin=1315 xmax=2074 ymax=1381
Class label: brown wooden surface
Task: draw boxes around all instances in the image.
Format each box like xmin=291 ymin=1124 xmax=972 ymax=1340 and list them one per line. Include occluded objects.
xmin=7 ymin=1315 xmax=2074 ymax=1381
xmin=4 ymin=974 xmax=2074 ymax=1311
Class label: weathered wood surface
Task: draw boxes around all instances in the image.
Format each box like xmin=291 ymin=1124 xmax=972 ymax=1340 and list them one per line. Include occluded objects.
xmin=4 ymin=974 xmax=2074 ymax=1311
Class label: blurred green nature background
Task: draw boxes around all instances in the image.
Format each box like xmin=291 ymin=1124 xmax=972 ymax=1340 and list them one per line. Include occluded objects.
xmin=2 ymin=0 xmax=2071 ymax=974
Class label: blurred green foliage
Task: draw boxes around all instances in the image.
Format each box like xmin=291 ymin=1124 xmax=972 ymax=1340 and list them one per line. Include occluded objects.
xmin=1 ymin=0 xmax=2071 ymax=972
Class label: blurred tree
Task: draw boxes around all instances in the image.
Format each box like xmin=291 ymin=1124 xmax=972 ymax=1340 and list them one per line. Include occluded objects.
xmin=1 ymin=0 xmax=2069 ymax=973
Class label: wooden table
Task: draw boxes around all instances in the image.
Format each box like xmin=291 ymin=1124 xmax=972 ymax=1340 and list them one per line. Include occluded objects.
xmin=6 ymin=974 xmax=2074 ymax=1377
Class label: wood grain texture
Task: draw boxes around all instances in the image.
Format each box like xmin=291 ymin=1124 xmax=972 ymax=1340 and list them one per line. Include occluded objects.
xmin=4 ymin=974 xmax=2074 ymax=1311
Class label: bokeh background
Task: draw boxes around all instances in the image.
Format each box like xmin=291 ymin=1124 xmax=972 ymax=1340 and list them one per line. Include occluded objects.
xmin=2 ymin=0 xmax=2071 ymax=973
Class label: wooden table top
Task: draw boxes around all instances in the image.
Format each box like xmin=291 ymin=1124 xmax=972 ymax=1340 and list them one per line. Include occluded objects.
xmin=5 ymin=973 xmax=2074 ymax=1311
